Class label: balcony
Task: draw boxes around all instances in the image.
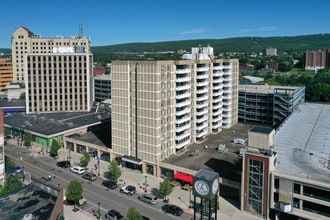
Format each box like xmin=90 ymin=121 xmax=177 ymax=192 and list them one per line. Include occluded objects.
xmin=213 ymin=77 xmax=223 ymax=83
xmin=196 ymin=73 xmax=208 ymax=80
xmin=175 ymin=107 xmax=190 ymax=116
xmin=196 ymin=129 xmax=208 ymax=138
xmin=212 ymin=121 xmax=222 ymax=129
xmin=196 ymin=122 xmax=208 ymax=130
xmin=175 ymin=123 xmax=191 ymax=133
xmin=212 ymin=116 xmax=222 ymax=123
xmin=196 ymin=101 xmax=208 ymax=108
xmin=175 ymin=68 xmax=190 ymax=74
xmin=213 ymin=71 xmax=223 ymax=77
xmin=196 ymin=87 xmax=208 ymax=94
xmin=175 ymin=99 xmax=190 ymax=108
xmin=195 ymin=115 xmax=208 ymax=123
xmin=175 ymin=131 xmax=191 ymax=141
xmin=176 ymin=84 xmax=190 ymax=91
xmin=176 ymin=92 xmax=190 ymax=99
xmin=212 ymin=65 xmax=223 ymax=70
xmin=195 ymin=108 xmax=208 ymax=116
xmin=196 ymin=81 xmax=208 ymax=87
xmin=212 ymin=102 xmax=221 ymax=109
xmin=196 ymin=66 xmax=209 ymax=72
xmin=213 ymin=84 xmax=222 ymax=90
xmin=175 ymin=115 xmax=190 ymax=124
xmin=175 ymin=139 xmax=190 ymax=149
xmin=196 ymin=95 xmax=208 ymax=102
xmin=176 ymin=76 xmax=191 ymax=82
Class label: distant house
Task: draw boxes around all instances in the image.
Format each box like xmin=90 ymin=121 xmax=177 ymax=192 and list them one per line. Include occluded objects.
xmin=93 ymin=65 xmax=106 ymax=76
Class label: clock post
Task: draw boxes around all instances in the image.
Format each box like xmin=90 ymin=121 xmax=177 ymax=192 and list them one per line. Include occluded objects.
xmin=193 ymin=169 xmax=219 ymax=220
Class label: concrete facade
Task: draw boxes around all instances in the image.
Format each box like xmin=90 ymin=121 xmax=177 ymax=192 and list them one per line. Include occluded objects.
xmin=24 ymin=53 xmax=93 ymax=113
xmin=11 ymin=26 xmax=90 ymax=83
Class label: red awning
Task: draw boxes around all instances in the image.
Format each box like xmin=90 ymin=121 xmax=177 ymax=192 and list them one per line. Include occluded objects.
xmin=174 ymin=172 xmax=193 ymax=184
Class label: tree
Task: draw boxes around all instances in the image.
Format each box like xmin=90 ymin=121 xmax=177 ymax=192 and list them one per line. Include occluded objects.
xmin=5 ymin=156 xmax=16 ymax=170
xmin=127 ymin=207 xmax=143 ymax=220
xmin=23 ymin=132 xmax=32 ymax=147
xmin=49 ymin=139 xmax=61 ymax=157
xmin=80 ymin=151 xmax=91 ymax=167
xmin=66 ymin=180 xmax=83 ymax=208
xmin=158 ymin=177 xmax=173 ymax=200
xmin=0 ymin=175 xmax=23 ymax=195
xmin=108 ymin=160 xmax=122 ymax=180
xmin=4 ymin=127 xmax=11 ymax=137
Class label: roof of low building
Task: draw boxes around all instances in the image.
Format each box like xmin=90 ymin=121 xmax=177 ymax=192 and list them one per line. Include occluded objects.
xmin=3 ymin=102 xmax=111 ymax=137
xmin=0 ymin=184 xmax=57 ymax=219
xmin=273 ymin=102 xmax=330 ymax=183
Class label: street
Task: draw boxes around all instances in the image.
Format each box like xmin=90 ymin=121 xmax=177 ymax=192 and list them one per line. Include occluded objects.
xmin=5 ymin=143 xmax=192 ymax=220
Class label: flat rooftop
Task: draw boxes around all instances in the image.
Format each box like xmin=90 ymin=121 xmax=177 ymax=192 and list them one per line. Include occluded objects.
xmin=239 ymin=84 xmax=301 ymax=94
xmin=3 ymin=102 xmax=111 ymax=136
xmin=163 ymin=123 xmax=253 ymax=182
xmin=273 ymin=102 xmax=330 ymax=183
xmin=0 ymin=184 xmax=57 ymax=219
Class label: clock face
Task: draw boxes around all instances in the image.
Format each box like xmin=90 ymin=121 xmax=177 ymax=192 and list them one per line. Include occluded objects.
xmin=212 ymin=178 xmax=219 ymax=194
xmin=194 ymin=180 xmax=209 ymax=196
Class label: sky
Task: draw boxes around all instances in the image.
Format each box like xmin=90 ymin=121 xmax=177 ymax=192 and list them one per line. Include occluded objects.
xmin=1 ymin=0 xmax=330 ymax=48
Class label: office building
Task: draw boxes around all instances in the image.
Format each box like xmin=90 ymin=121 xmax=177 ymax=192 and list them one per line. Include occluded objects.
xmin=238 ymin=85 xmax=305 ymax=128
xmin=263 ymin=48 xmax=277 ymax=56
xmin=111 ymin=46 xmax=238 ymax=173
xmin=25 ymin=53 xmax=93 ymax=114
xmin=0 ymin=58 xmax=13 ymax=91
xmin=304 ymin=49 xmax=330 ymax=71
xmin=11 ymin=26 xmax=90 ymax=83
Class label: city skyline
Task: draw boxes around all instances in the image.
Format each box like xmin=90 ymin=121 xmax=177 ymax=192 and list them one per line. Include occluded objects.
xmin=1 ymin=0 xmax=329 ymax=49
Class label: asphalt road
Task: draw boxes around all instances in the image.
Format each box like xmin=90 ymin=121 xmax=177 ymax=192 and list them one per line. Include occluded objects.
xmin=5 ymin=143 xmax=192 ymax=220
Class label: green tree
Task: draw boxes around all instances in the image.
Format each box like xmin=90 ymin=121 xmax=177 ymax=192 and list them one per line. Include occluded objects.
xmin=5 ymin=156 xmax=16 ymax=170
xmin=127 ymin=207 xmax=143 ymax=220
xmin=0 ymin=175 xmax=23 ymax=195
xmin=19 ymin=92 xmax=25 ymax=100
xmin=23 ymin=132 xmax=32 ymax=147
xmin=158 ymin=177 xmax=173 ymax=200
xmin=80 ymin=151 xmax=91 ymax=167
xmin=66 ymin=180 xmax=83 ymax=208
xmin=49 ymin=139 xmax=61 ymax=157
xmin=108 ymin=160 xmax=122 ymax=180
xmin=4 ymin=127 xmax=11 ymax=137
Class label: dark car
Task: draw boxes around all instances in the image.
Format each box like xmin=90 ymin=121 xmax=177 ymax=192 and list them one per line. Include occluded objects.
xmin=102 ymin=180 xmax=118 ymax=189
xmin=56 ymin=160 xmax=71 ymax=168
xmin=161 ymin=204 xmax=184 ymax=216
xmin=105 ymin=209 xmax=123 ymax=220
xmin=82 ymin=172 xmax=97 ymax=181
xmin=119 ymin=185 xmax=136 ymax=196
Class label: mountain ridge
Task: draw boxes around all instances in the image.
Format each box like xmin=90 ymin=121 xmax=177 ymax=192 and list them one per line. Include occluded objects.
xmin=91 ymin=33 xmax=330 ymax=54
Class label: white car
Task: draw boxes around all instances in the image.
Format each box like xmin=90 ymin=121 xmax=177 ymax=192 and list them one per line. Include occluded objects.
xmin=70 ymin=166 xmax=85 ymax=175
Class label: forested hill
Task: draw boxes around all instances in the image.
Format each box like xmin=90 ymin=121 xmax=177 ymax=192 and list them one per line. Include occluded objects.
xmin=91 ymin=34 xmax=330 ymax=54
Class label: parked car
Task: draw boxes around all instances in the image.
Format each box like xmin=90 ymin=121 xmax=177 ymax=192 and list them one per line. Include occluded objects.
xmin=15 ymin=166 xmax=23 ymax=174
xmin=105 ymin=209 xmax=123 ymax=220
xmin=138 ymin=194 xmax=158 ymax=205
xmin=70 ymin=166 xmax=85 ymax=175
xmin=56 ymin=160 xmax=71 ymax=168
xmin=161 ymin=204 xmax=184 ymax=216
xmin=102 ymin=180 xmax=118 ymax=189
xmin=119 ymin=185 xmax=136 ymax=196
xmin=82 ymin=172 xmax=97 ymax=181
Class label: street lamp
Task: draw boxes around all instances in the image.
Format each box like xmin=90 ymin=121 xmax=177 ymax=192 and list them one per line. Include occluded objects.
xmin=97 ymin=202 xmax=100 ymax=220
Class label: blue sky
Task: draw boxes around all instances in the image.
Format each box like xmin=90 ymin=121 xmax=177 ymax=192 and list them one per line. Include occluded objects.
xmin=1 ymin=0 xmax=329 ymax=48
